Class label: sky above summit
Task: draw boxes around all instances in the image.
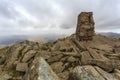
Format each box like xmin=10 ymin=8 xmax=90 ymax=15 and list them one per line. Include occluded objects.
xmin=0 ymin=0 xmax=120 ymax=36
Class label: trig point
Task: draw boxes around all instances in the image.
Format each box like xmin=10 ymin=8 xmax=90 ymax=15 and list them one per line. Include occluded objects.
xmin=76 ymin=12 xmax=95 ymax=41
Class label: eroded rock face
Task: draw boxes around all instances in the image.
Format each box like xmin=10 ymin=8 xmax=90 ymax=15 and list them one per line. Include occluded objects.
xmin=76 ymin=12 xmax=95 ymax=41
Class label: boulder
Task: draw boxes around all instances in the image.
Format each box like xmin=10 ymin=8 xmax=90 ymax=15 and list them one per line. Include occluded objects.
xmin=23 ymin=57 xmax=60 ymax=80
xmin=69 ymin=65 xmax=105 ymax=80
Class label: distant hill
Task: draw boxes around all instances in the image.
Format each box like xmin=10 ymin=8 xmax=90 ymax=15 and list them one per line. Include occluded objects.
xmin=0 ymin=35 xmax=28 ymax=47
xmin=0 ymin=34 xmax=66 ymax=47
xmin=98 ymin=32 xmax=120 ymax=38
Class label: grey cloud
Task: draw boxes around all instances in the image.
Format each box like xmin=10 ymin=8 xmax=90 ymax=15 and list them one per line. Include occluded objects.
xmin=0 ymin=0 xmax=120 ymax=37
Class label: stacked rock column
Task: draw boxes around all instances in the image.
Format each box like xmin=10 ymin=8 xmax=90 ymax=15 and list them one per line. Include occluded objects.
xmin=76 ymin=12 xmax=95 ymax=41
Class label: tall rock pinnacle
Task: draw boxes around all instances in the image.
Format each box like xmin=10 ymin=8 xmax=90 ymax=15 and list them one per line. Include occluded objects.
xmin=76 ymin=12 xmax=95 ymax=41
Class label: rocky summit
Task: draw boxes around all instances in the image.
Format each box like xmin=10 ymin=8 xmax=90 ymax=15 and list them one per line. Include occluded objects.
xmin=0 ymin=12 xmax=120 ymax=80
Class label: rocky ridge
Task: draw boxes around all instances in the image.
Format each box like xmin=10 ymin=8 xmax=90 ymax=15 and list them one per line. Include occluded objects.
xmin=0 ymin=34 xmax=120 ymax=80
xmin=0 ymin=12 xmax=120 ymax=80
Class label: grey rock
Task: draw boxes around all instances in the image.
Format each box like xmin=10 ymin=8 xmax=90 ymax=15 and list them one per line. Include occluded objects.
xmin=23 ymin=57 xmax=60 ymax=80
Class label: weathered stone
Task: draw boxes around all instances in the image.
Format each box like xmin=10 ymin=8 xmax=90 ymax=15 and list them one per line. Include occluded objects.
xmin=16 ymin=63 xmax=28 ymax=72
xmin=87 ymin=48 xmax=110 ymax=61
xmin=95 ymin=66 xmax=115 ymax=80
xmin=50 ymin=62 xmax=64 ymax=73
xmin=22 ymin=50 xmax=36 ymax=62
xmin=52 ymin=40 xmax=74 ymax=52
xmin=47 ymin=54 xmax=63 ymax=63
xmin=92 ymin=44 xmax=113 ymax=52
xmin=23 ymin=57 xmax=60 ymax=80
xmin=4 ymin=46 xmax=24 ymax=69
xmin=69 ymin=65 xmax=105 ymax=80
xmin=37 ymin=51 xmax=51 ymax=60
xmin=88 ymin=59 xmax=113 ymax=72
xmin=105 ymin=53 xmax=120 ymax=60
xmin=81 ymin=51 xmax=93 ymax=64
xmin=114 ymin=69 xmax=120 ymax=80
xmin=72 ymin=39 xmax=87 ymax=50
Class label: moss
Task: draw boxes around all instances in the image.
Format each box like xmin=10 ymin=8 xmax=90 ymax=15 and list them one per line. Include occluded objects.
xmin=118 ymin=56 xmax=120 ymax=60
xmin=9 ymin=69 xmax=25 ymax=78
xmin=18 ymin=46 xmax=26 ymax=58
xmin=0 ymin=47 xmax=9 ymax=54
xmin=41 ymin=45 xmax=49 ymax=50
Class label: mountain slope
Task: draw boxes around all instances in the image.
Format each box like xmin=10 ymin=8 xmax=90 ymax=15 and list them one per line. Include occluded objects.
xmin=0 ymin=34 xmax=120 ymax=80
xmin=99 ymin=32 xmax=120 ymax=39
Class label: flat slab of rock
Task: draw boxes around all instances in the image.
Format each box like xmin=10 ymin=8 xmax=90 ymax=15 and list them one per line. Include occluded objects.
xmin=16 ymin=63 xmax=28 ymax=72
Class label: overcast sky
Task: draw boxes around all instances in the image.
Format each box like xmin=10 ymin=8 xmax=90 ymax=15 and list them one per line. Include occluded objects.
xmin=0 ymin=0 xmax=120 ymax=37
